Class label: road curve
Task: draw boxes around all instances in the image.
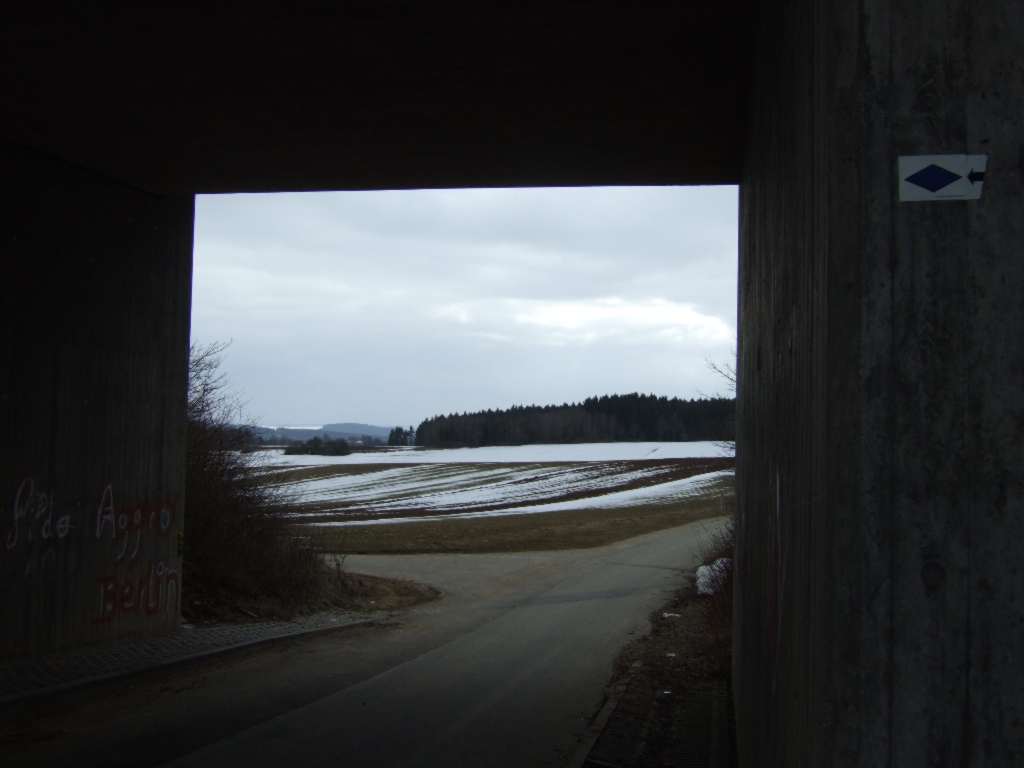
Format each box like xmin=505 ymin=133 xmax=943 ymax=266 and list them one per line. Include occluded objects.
xmin=165 ymin=516 xmax=729 ymax=768
xmin=7 ymin=517 xmax=728 ymax=768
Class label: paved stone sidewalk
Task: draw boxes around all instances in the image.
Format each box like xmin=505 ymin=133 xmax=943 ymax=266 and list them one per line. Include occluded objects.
xmin=0 ymin=609 xmax=380 ymax=705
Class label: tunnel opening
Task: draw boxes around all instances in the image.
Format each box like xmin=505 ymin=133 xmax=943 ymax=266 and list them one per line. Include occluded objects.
xmin=183 ymin=185 xmax=739 ymax=621
xmin=6 ymin=1 xmax=1020 ymax=764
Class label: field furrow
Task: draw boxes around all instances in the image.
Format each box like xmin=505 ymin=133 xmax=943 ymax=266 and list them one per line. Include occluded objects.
xmin=251 ymin=442 xmax=733 ymax=527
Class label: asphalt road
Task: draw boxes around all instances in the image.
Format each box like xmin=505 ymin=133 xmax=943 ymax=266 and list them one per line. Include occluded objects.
xmin=8 ymin=516 xmax=728 ymax=768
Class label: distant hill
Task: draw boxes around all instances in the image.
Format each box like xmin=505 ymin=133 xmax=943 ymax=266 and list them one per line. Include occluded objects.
xmin=322 ymin=422 xmax=392 ymax=441
xmin=247 ymin=422 xmax=394 ymax=445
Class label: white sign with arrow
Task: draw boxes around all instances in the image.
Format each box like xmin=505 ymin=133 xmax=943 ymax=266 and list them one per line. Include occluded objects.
xmin=898 ymin=154 xmax=988 ymax=202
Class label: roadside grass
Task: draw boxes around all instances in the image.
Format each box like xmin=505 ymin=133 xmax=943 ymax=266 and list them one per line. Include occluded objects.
xmin=589 ymin=485 xmax=737 ymax=766
xmin=183 ymin=511 xmax=439 ymax=622
xmin=310 ymin=474 xmax=735 ymax=554
xmin=696 ymin=513 xmax=735 ymax=679
xmin=324 ymin=566 xmax=441 ymax=612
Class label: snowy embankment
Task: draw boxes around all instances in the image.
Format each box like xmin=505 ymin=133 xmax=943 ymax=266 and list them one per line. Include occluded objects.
xmin=253 ymin=441 xmax=731 ymax=468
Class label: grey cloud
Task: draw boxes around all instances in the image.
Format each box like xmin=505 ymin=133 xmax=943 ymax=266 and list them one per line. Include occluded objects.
xmin=192 ymin=187 xmax=737 ymax=427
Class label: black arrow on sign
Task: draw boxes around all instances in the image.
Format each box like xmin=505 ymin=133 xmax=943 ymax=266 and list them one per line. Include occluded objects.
xmin=967 ymin=169 xmax=986 ymax=184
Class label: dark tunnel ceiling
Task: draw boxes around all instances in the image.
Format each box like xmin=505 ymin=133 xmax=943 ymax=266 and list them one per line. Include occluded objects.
xmin=3 ymin=2 xmax=755 ymax=194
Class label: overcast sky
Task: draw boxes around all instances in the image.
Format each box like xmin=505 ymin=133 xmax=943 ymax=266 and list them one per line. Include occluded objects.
xmin=191 ymin=186 xmax=737 ymax=428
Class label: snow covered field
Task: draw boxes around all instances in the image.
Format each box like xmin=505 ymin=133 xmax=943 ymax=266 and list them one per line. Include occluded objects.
xmin=256 ymin=443 xmax=733 ymax=527
xmin=304 ymin=469 xmax=733 ymax=527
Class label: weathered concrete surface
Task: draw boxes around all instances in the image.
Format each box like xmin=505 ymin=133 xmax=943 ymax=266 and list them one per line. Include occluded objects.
xmin=1 ymin=147 xmax=193 ymax=657
xmin=2 ymin=3 xmax=753 ymax=194
xmin=736 ymin=1 xmax=1023 ymax=765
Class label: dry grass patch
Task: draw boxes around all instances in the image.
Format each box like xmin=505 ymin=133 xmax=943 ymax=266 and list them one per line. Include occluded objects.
xmin=325 ymin=567 xmax=442 ymax=611
xmin=311 ymin=475 xmax=734 ymax=554
xmin=183 ymin=557 xmax=440 ymax=623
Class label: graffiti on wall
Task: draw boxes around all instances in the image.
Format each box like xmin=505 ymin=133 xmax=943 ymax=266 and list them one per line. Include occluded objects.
xmin=4 ymin=477 xmax=73 ymax=548
xmin=93 ymin=483 xmax=179 ymax=622
xmin=2 ymin=478 xmax=179 ymax=622
xmin=94 ymin=559 xmax=179 ymax=623
xmin=3 ymin=478 xmax=74 ymax=578
xmin=94 ymin=483 xmax=174 ymax=561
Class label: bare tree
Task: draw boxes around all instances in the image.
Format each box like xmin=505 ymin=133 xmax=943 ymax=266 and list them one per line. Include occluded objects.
xmin=706 ymin=350 xmax=736 ymax=456
xmin=188 ymin=341 xmax=246 ymax=434
xmin=706 ymin=357 xmax=736 ymax=396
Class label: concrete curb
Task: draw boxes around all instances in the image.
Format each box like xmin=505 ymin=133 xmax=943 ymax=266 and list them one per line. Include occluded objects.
xmin=568 ymin=670 xmax=635 ymax=768
xmin=0 ymin=617 xmax=382 ymax=708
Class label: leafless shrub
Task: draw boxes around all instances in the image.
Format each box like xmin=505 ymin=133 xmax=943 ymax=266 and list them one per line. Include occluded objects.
xmin=184 ymin=342 xmax=322 ymax=615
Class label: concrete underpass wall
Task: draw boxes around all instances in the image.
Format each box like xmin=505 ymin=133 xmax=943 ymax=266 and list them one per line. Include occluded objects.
xmin=736 ymin=1 xmax=1023 ymax=765
xmin=1 ymin=147 xmax=193 ymax=657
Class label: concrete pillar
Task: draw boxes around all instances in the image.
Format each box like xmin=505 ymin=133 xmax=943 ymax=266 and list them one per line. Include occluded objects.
xmin=1 ymin=147 xmax=193 ymax=656
xmin=736 ymin=1 xmax=1023 ymax=764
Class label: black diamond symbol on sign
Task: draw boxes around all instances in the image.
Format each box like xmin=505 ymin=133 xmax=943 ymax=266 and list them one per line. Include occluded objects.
xmin=905 ymin=164 xmax=962 ymax=193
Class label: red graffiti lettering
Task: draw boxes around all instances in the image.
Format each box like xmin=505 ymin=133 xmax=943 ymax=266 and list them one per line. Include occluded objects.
xmin=93 ymin=561 xmax=179 ymax=623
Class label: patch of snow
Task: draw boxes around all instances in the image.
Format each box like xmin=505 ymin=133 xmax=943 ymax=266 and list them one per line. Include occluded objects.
xmin=281 ymin=463 xmax=679 ymax=517
xmin=696 ymin=557 xmax=732 ymax=595
xmin=307 ymin=469 xmax=733 ymax=527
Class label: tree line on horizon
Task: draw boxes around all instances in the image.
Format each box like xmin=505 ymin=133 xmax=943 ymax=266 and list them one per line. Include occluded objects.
xmin=387 ymin=426 xmax=417 ymax=446
xmin=283 ymin=436 xmax=352 ymax=456
xmin=414 ymin=393 xmax=735 ymax=448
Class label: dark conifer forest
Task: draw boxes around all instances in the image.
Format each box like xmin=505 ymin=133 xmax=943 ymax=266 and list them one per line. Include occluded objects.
xmin=415 ymin=393 xmax=734 ymax=448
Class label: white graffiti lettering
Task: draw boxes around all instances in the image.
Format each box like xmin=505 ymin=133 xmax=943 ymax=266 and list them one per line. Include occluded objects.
xmin=4 ymin=478 xmax=70 ymax=553
xmin=97 ymin=488 xmax=175 ymax=566
xmin=96 ymin=484 xmax=116 ymax=540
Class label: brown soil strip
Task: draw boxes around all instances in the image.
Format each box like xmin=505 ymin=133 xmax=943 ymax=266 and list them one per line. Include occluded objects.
xmin=258 ymin=463 xmax=401 ymax=484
